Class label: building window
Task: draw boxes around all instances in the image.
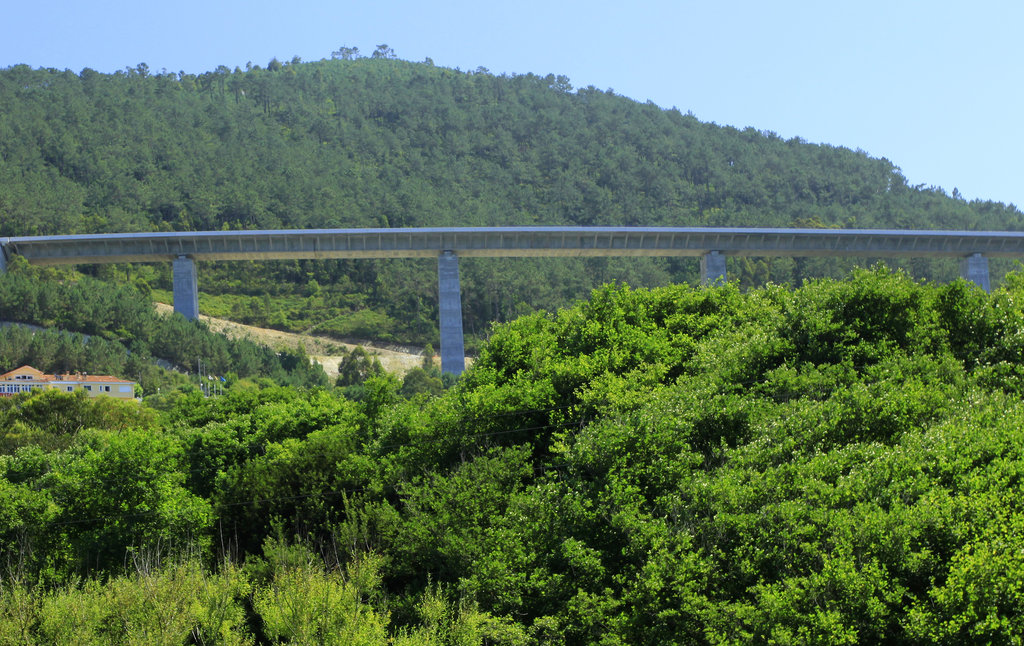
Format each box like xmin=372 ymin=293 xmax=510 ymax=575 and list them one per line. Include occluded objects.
xmin=84 ymin=386 xmax=92 ymax=391
xmin=67 ymin=386 xmax=73 ymax=392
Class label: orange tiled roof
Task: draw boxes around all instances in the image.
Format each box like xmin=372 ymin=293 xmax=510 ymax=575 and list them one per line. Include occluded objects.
xmin=0 ymin=366 xmax=133 ymax=384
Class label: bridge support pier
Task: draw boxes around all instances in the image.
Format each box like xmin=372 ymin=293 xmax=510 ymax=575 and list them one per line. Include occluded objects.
xmin=700 ymin=251 xmax=727 ymax=285
xmin=173 ymin=255 xmax=200 ymax=320
xmin=960 ymin=253 xmax=991 ymax=292
xmin=438 ymin=251 xmax=465 ymax=376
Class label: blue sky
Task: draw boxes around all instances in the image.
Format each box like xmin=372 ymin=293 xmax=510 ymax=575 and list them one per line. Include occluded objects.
xmin=4 ymin=0 xmax=1023 ymax=212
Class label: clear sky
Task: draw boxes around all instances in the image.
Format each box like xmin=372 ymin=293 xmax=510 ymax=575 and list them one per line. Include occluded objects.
xmin=4 ymin=0 xmax=1022 ymax=211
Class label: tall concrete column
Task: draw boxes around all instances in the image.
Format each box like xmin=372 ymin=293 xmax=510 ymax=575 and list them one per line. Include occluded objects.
xmin=438 ymin=251 xmax=465 ymax=375
xmin=700 ymin=251 xmax=727 ymax=285
xmin=173 ymin=255 xmax=200 ymax=320
xmin=960 ymin=252 xmax=991 ymax=292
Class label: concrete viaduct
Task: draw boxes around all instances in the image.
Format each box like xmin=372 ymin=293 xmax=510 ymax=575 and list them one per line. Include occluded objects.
xmin=0 ymin=226 xmax=1016 ymax=375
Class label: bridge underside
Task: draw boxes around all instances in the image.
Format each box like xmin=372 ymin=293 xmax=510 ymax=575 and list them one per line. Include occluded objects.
xmin=1 ymin=227 xmax=1014 ymax=375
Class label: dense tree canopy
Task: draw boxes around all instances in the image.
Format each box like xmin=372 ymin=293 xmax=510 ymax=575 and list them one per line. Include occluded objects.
xmin=2 ymin=270 xmax=1024 ymax=643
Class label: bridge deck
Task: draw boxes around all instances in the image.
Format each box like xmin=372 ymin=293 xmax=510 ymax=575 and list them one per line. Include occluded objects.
xmin=1 ymin=227 xmax=1012 ymax=375
xmin=3 ymin=227 xmax=1023 ymax=265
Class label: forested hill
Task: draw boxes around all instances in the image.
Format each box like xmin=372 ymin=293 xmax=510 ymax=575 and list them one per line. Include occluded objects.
xmin=2 ymin=56 xmax=1022 ymax=345
xmin=3 ymin=56 xmax=1020 ymax=235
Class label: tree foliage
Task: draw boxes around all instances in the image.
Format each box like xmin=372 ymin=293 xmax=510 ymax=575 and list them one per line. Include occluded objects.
xmin=0 ymin=263 xmax=329 ymax=391
xmin=3 ymin=269 xmax=1024 ymax=642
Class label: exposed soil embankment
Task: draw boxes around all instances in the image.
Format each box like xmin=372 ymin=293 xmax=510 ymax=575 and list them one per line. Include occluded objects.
xmin=152 ymin=303 xmax=434 ymax=376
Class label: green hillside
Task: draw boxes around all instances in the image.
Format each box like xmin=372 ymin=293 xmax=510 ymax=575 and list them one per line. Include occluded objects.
xmin=3 ymin=270 xmax=1024 ymax=643
xmin=2 ymin=57 xmax=1022 ymax=346
xmin=0 ymin=261 xmax=329 ymax=393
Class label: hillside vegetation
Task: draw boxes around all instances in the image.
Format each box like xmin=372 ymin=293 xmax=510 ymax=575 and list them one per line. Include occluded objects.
xmin=3 ymin=269 xmax=1024 ymax=643
xmin=2 ymin=57 xmax=1022 ymax=346
xmin=0 ymin=260 xmax=328 ymax=392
